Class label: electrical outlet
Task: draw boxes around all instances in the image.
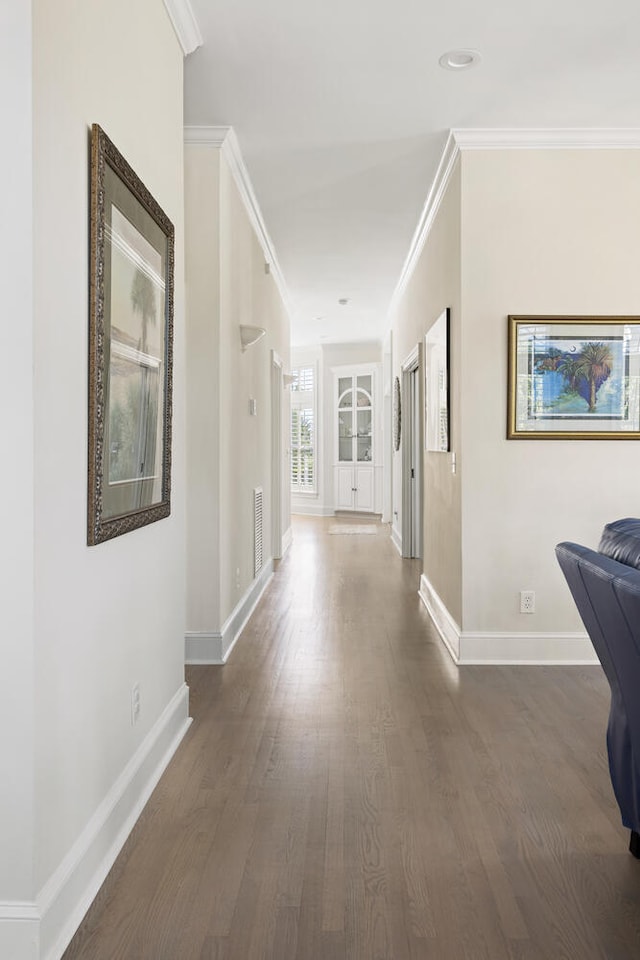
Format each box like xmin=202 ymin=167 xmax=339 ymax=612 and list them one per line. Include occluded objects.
xmin=520 ymin=590 xmax=535 ymax=614
xmin=131 ymin=682 xmax=140 ymax=725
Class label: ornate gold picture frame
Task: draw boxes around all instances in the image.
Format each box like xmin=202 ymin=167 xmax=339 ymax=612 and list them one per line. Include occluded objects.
xmin=88 ymin=124 xmax=175 ymax=544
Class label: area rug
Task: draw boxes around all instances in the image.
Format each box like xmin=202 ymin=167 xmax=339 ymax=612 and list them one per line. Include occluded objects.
xmin=328 ymin=524 xmax=378 ymax=535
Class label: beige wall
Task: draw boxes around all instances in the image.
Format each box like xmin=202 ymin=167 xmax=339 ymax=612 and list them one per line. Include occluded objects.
xmin=0 ymin=0 xmax=35 ymax=929
xmin=185 ymin=143 xmax=291 ymax=638
xmin=392 ymin=161 xmax=463 ymax=624
xmin=185 ymin=147 xmax=222 ymax=628
xmin=461 ymin=149 xmax=640 ymax=634
xmin=31 ymin=0 xmax=186 ymax=932
xmin=392 ymin=148 xmax=640 ymax=650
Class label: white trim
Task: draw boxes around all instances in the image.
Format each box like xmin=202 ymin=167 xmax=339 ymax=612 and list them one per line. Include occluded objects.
xmin=330 ymin=362 xmax=379 ymax=377
xmin=419 ymin=573 xmax=461 ymax=661
xmin=388 ymin=132 xmax=459 ymax=320
xmin=281 ymin=525 xmax=293 ymax=556
xmin=183 ymin=126 xmax=293 ymax=320
xmin=184 ymin=631 xmax=224 ymax=664
xmin=290 ymin=502 xmax=334 ymax=517
xmin=271 ymin=352 xmax=284 ymax=560
xmin=0 ymin=904 xmax=39 ymax=921
xmin=38 ymin=684 xmax=191 ymax=960
xmin=401 ymin=344 xmax=420 ymax=373
xmin=185 ymin=560 xmax=274 ymax=664
xmin=162 ymin=0 xmax=202 ymax=56
xmin=459 ymin=631 xmax=598 ymax=665
xmin=184 ymin=125 xmax=230 ymax=147
xmin=388 ymin=126 xmax=640 ymax=321
xmin=452 ymin=128 xmax=640 ymax=151
xmin=419 ymin=574 xmax=598 ymax=665
xmin=390 ymin=523 xmax=402 ymax=556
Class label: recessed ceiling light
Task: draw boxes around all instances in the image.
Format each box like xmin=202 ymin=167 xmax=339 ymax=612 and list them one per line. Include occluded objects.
xmin=338 ymin=298 xmax=350 ymax=306
xmin=439 ymin=49 xmax=481 ymax=71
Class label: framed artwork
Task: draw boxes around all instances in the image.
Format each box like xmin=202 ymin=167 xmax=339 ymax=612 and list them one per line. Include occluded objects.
xmin=425 ymin=307 xmax=450 ymax=451
xmin=507 ymin=315 xmax=640 ymax=440
xmin=88 ymin=124 xmax=175 ymax=544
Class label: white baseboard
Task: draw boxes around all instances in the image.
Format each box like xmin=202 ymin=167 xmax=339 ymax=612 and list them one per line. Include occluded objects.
xmin=291 ymin=503 xmax=334 ymax=517
xmin=419 ymin=573 xmax=461 ymax=660
xmin=0 ymin=905 xmax=39 ymax=960
xmin=37 ymin=683 xmax=191 ymax=960
xmin=459 ymin=632 xmax=598 ymax=664
xmin=281 ymin=525 xmax=293 ymax=556
xmin=184 ymin=631 xmax=224 ymax=663
xmin=390 ymin=523 xmax=402 ymax=556
xmin=185 ymin=559 xmax=274 ymax=664
xmin=419 ymin=574 xmax=598 ymax=665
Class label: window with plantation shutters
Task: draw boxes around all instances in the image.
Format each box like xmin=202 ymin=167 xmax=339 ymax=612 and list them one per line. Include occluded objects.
xmin=290 ymin=366 xmax=316 ymax=493
xmin=292 ymin=367 xmax=314 ymax=392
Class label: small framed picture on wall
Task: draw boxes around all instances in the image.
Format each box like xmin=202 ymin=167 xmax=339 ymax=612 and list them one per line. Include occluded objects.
xmin=425 ymin=307 xmax=450 ymax=452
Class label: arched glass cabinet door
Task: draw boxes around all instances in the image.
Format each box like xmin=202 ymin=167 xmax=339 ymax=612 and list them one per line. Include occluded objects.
xmin=356 ymin=375 xmax=373 ymax=462
xmin=337 ymin=377 xmax=353 ymax=462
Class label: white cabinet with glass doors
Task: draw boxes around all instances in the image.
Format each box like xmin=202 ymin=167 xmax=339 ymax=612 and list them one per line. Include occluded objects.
xmin=333 ymin=366 xmax=378 ymax=513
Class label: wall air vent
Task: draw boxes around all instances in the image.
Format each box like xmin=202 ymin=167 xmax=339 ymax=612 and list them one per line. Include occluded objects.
xmin=254 ymin=487 xmax=264 ymax=577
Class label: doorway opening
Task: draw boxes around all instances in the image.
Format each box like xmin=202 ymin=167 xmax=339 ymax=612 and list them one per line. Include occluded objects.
xmin=271 ymin=351 xmax=283 ymax=559
xmin=401 ymin=345 xmax=422 ymax=559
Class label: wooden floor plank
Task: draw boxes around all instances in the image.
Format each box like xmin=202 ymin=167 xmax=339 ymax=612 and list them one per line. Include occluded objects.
xmin=63 ymin=516 xmax=640 ymax=960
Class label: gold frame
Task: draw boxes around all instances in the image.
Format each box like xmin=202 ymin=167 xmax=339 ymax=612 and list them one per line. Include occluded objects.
xmin=507 ymin=315 xmax=640 ymax=440
xmin=88 ymin=124 xmax=175 ymax=544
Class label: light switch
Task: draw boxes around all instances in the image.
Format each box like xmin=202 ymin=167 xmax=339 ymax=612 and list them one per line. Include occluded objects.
xmin=249 ymin=398 xmax=257 ymax=416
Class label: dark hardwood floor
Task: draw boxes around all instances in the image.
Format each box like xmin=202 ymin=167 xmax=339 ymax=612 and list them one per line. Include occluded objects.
xmin=63 ymin=516 xmax=640 ymax=959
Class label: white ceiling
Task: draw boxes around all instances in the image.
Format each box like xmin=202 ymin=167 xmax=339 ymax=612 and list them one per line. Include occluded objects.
xmin=184 ymin=0 xmax=640 ymax=346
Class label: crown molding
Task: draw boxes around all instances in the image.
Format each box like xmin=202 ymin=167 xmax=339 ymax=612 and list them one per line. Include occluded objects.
xmin=184 ymin=125 xmax=294 ymax=320
xmin=184 ymin=125 xmax=230 ymax=147
xmin=388 ymin=131 xmax=460 ymax=320
xmin=452 ymin=128 xmax=640 ymax=150
xmin=388 ymin=126 xmax=640 ymax=320
xmin=162 ymin=0 xmax=203 ymax=56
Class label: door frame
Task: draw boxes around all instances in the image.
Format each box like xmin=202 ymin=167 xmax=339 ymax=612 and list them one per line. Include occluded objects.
xmin=271 ymin=350 xmax=283 ymax=559
xmin=401 ymin=344 xmax=423 ymax=559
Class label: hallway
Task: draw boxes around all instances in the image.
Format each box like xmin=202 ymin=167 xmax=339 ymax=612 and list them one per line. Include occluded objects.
xmin=64 ymin=517 xmax=639 ymax=960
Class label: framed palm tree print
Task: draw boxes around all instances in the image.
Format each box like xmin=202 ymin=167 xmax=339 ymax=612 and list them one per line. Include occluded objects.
xmin=88 ymin=124 xmax=175 ymax=544
xmin=508 ymin=316 xmax=640 ymax=439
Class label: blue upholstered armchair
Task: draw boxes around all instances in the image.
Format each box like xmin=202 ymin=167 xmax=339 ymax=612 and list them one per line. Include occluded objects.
xmin=556 ymin=518 xmax=640 ymax=858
